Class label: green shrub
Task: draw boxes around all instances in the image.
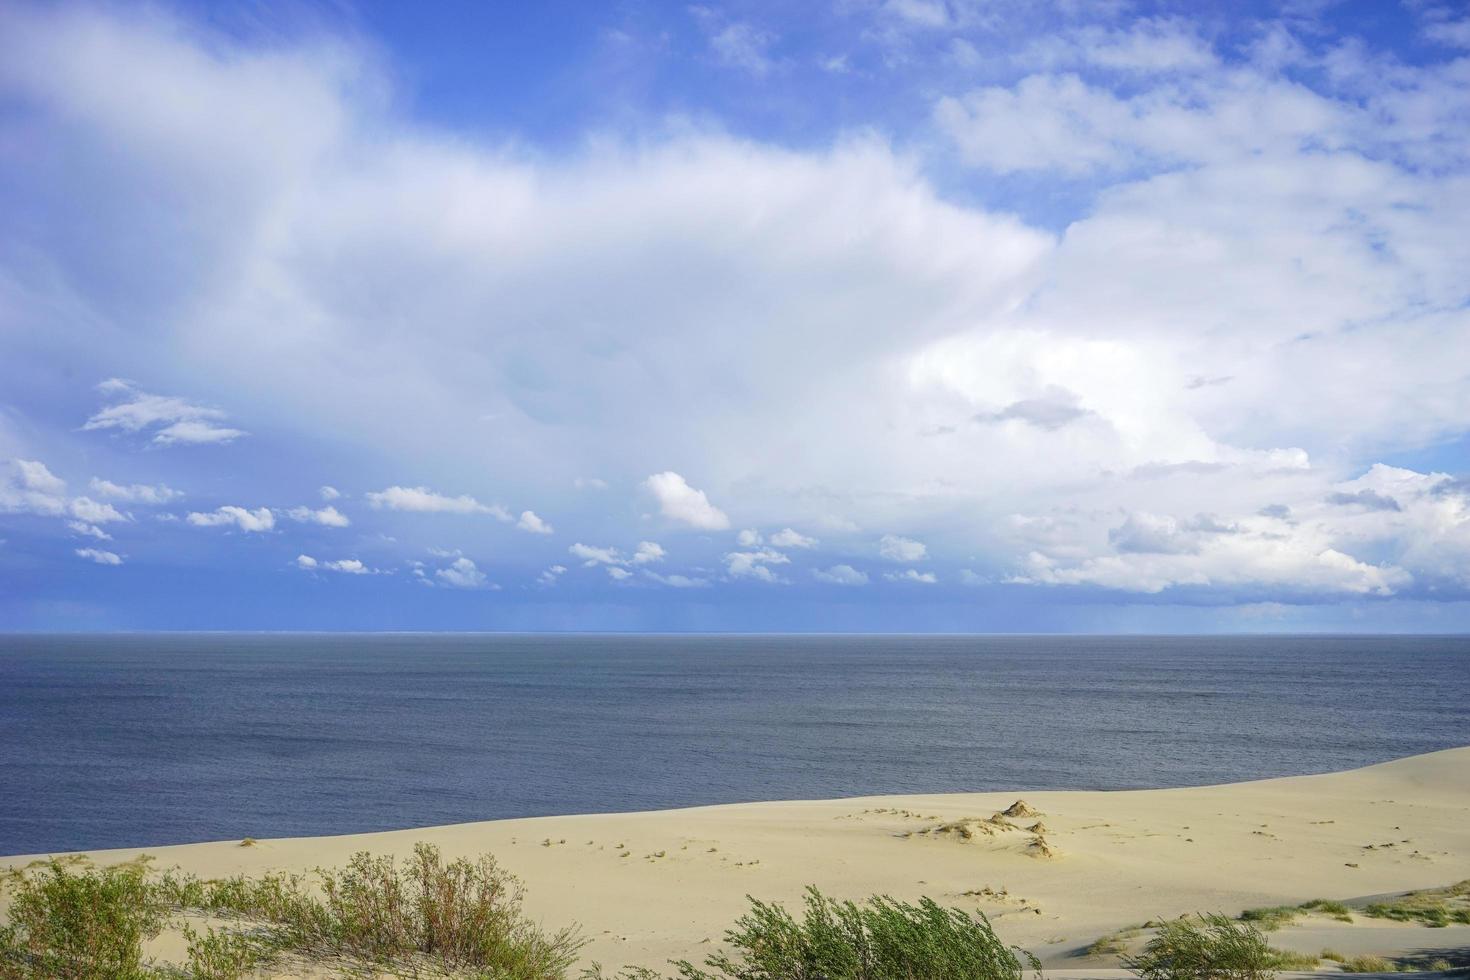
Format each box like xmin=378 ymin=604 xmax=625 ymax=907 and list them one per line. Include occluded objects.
xmin=0 ymin=860 xmax=168 ymax=979
xmin=1124 ymin=914 xmax=1280 ymax=980
xmin=657 ymin=886 xmax=1038 ymax=980
xmin=178 ymin=923 xmax=261 ymax=980
xmin=1362 ymin=881 xmax=1470 ymax=928
xmin=159 ymin=843 xmax=582 ymax=977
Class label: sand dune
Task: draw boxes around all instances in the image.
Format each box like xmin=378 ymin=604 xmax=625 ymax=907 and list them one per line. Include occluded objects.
xmin=5 ymin=747 xmax=1468 ymax=975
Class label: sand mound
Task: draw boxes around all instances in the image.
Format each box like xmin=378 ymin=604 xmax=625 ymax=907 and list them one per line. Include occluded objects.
xmin=1026 ymin=821 xmax=1048 ymax=834
xmin=1003 ymin=800 xmax=1041 ymax=818
xmin=1026 ymin=835 xmax=1057 ymax=859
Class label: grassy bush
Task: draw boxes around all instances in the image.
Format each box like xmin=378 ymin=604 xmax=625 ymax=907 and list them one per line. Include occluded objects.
xmin=1124 ymin=914 xmax=1281 ymax=980
xmin=160 ymin=843 xmax=584 ymax=976
xmin=628 ymin=886 xmax=1040 ymax=980
xmin=0 ymin=859 xmax=168 ymax=979
xmin=1298 ymin=899 xmax=1352 ymax=923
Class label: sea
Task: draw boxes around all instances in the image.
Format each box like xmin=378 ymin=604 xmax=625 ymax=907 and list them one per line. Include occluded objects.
xmin=1 ymin=633 xmax=1467 ymax=856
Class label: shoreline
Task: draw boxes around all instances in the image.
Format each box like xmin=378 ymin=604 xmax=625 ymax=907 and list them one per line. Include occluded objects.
xmin=5 ymin=747 xmax=1468 ymax=973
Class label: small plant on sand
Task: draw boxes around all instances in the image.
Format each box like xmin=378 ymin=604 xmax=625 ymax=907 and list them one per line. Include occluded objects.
xmin=1339 ymin=954 xmax=1397 ymax=973
xmin=1298 ymin=899 xmax=1352 ymax=922
xmin=643 ymin=886 xmax=1040 ymax=980
xmin=1124 ymin=914 xmax=1280 ymax=980
xmin=0 ymin=859 xmax=168 ymax=979
xmin=1238 ymin=906 xmax=1299 ymax=932
xmin=1363 ymin=880 xmax=1470 ymax=928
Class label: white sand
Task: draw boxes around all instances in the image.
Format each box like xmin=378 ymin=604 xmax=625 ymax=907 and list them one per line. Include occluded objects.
xmin=5 ymin=747 xmax=1468 ymax=976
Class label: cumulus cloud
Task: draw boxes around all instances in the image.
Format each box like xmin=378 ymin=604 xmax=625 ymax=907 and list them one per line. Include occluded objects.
xmin=287 ymin=505 xmax=350 ymax=527
xmin=632 ymin=541 xmax=666 ymax=564
xmin=296 ymin=554 xmax=375 ymax=574
xmin=537 ymin=564 xmax=567 ymax=586
xmin=186 ymin=506 xmax=275 ymax=532
xmin=75 ymin=547 xmax=122 ymax=565
xmin=319 ymin=485 xmax=341 ymax=500
xmin=68 ymin=520 xmax=112 ymax=540
xmin=769 ymin=528 xmax=818 ymax=549
xmin=885 ymin=569 xmax=937 ymax=583
xmin=366 ymin=486 xmax=511 ymax=519
xmin=645 ymin=472 xmax=730 ymax=530
xmin=813 ymin=564 xmax=869 ymax=585
xmin=643 ymin=570 xmax=709 ymax=588
xmin=2 ymin=461 xmax=128 ymax=524
xmin=723 ymin=548 xmax=790 ymax=583
xmin=516 ymin=510 xmax=553 ymax=534
xmin=82 ymin=379 xmax=246 ymax=446
xmin=89 ymin=478 xmax=180 ymax=503
xmin=879 ymin=534 xmax=928 ymax=562
xmin=606 ymin=566 xmax=633 ymax=581
xmin=436 ymin=556 xmax=491 ymax=589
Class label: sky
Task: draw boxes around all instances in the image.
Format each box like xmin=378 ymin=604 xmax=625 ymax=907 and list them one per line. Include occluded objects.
xmin=1 ymin=0 xmax=1468 ymax=632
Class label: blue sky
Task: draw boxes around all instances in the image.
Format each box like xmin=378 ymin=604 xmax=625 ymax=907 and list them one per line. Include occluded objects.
xmin=1 ymin=0 xmax=1468 ymax=632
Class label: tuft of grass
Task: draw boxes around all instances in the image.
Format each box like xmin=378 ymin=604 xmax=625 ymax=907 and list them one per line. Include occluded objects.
xmin=605 ymin=886 xmax=1042 ymax=980
xmin=0 ymin=859 xmax=168 ymax=979
xmin=1239 ymin=906 xmax=1300 ymax=932
xmin=1125 ymin=913 xmax=1282 ymax=980
xmin=1299 ymin=899 xmax=1353 ymax=923
xmin=1362 ymin=881 xmax=1470 ymax=928
xmin=1321 ymin=948 xmax=1347 ymax=962
xmin=236 ymin=838 xmax=257 ymax=848
xmin=1339 ymin=954 xmax=1397 ymax=973
xmin=1087 ymin=925 xmax=1146 ymax=957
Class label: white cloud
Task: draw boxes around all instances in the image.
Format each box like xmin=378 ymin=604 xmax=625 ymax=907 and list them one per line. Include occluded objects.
xmin=769 ymin=528 xmax=817 ymax=549
xmin=67 ymin=520 xmax=112 ymax=540
xmin=736 ymin=529 xmax=763 ymax=547
xmin=879 ymin=534 xmax=928 ymax=562
xmin=186 ymin=505 xmax=275 ymax=532
xmin=723 ymin=548 xmax=790 ymax=583
xmin=75 ymin=547 xmax=122 ymax=565
xmin=705 ymin=20 xmax=776 ymax=76
xmin=643 ymin=570 xmax=709 ymax=588
xmin=606 ymin=566 xmax=633 ymax=581
xmin=573 ymin=477 xmax=608 ymax=490
xmin=319 ymin=485 xmax=341 ymax=500
xmin=89 ymin=478 xmax=180 ymax=503
xmin=537 ymin=564 xmax=567 ymax=586
xmin=632 ymin=540 xmax=665 ymax=564
xmin=516 ymin=509 xmax=553 ymax=534
xmin=287 ymin=504 xmax=350 ymax=527
xmin=436 ymin=556 xmax=491 ymax=589
xmin=813 ymin=564 xmax=869 ymax=585
xmin=296 ymin=553 xmax=375 ymax=574
xmin=885 ymin=569 xmax=937 ymax=584
xmin=569 ymin=542 xmax=624 ymax=567
xmin=366 ymin=486 xmax=510 ymax=519
xmin=82 ymin=379 xmax=246 ymax=447
xmin=67 ymin=497 xmax=128 ymax=524
xmin=645 ymin=472 xmax=730 ymax=530
xmin=1 ymin=459 xmax=68 ymax=516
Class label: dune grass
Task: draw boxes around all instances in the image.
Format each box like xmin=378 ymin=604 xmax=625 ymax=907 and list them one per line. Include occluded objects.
xmin=586 ymin=887 xmax=1041 ymax=980
xmin=1362 ymin=881 xmax=1470 ymax=928
xmin=2 ymin=844 xmax=583 ymax=979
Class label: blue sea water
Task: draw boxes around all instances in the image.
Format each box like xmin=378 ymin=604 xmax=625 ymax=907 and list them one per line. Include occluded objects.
xmin=1 ymin=633 xmax=1467 ymax=855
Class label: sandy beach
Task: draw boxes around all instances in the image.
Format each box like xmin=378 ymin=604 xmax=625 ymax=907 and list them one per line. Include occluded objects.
xmin=4 ymin=746 xmax=1467 ymax=975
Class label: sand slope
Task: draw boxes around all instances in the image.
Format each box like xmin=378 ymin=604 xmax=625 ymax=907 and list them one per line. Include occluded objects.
xmin=5 ymin=747 xmax=1468 ymax=974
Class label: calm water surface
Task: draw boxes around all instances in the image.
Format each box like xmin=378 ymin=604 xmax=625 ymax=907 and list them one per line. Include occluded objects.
xmin=1 ymin=633 xmax=1466 ymax=854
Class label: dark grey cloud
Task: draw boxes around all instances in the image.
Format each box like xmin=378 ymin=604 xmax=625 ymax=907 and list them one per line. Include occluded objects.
xmin=976 ymin=387 xmax=1089 ymax=431
xmin=1326 ymin=489 xmax=1402 ymax=512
